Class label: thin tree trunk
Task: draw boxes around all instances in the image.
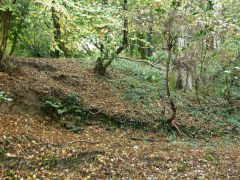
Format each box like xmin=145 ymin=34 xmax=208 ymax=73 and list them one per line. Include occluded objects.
xmin=9 ymin=33 xmax=18 ymax=55
xmin=51 ymin=1 xmax=71 ymax=58
xmin=137 ymin=31 xmax=146 ymax=59
xmin=166 ymin=48 xmax=176 ymax=124
xmin=166 ymin=33 xmax=176 ymax=124
xmin=147 ymin=26 xmax=153 ymax=57
xmin=51 ymin=1 xmax=60 ymax=58
xmin=147 ymin=10 xmax=153 ymax=57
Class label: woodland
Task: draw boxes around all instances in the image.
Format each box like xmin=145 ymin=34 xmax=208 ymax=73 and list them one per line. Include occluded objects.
xmin=0 ymin=0 xmax=240 ymax=179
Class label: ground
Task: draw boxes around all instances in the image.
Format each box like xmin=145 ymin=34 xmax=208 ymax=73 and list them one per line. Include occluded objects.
xmin=0 ymin=113 xmax=239 ymax=179
xmin=0 ymin=57 xmax=239 ymax=179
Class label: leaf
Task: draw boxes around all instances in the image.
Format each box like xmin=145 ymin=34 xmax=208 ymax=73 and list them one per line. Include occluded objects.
xmin=155 ymin=8 xmax=166 ymax=13
xmin=181 ymin=46 xmax=186 ymax=52
xmin=204 ymin=25 xmax=210 ymax=29
xmin=211 ymin=52 xmax=217 ymax=57
xmin=62 ymin=150 xmax=66 ymax=155
xmin=7 ymin=98 xmax=13 ymax=102
xmin=192 ymin=11 xmax=199 ymax=15
xmin=57 ymin=108 xmax=67 ymax=115
xmin=6 ymin=153 xmax=16 ymax=158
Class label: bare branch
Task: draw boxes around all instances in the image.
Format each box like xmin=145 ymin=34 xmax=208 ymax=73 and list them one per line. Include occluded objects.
xmin=117 ymin=56 xmax=165 ymax=70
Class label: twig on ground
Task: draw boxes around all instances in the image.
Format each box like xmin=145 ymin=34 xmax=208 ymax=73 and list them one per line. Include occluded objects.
xmin=130 ymin=137 xmax=162 ymax=142
xmin=68 ymin=140 xmax=101 ymax=145
xmin=172 ymin=121 xmax=193 ymax=140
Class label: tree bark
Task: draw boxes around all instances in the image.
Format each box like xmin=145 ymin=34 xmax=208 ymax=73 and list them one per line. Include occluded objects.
xmin=166 ymin=32 xmax=176 ymax=124
xmin=147 ymin=10 xmax=153 ymax=57
xmin=0 ymin=10 xmax=12 ymax=69
xmin=51 ymin=1 xmax=60 ymax=58
xmin=9 ymin=33 xmax=18 ymax=55
xmin=137 ymin=31 xmax=146 ymax=59
xmin=94 ymin=0 xmax=128 ymax=75
xmin=147 ymin=26 xmax=153 ymax=57
xmin=51 ymin=1 xmax=71 ymax=58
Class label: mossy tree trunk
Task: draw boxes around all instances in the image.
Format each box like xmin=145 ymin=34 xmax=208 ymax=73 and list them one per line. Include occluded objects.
xmin=50 ymin=1 xmax=60 ymax=58
xmin=9 ymin=33 xmax=18 ymax=56
xmin=94 ymin=57 xmax=109 ymax=76
xmin=50 ymin=0 xmax=71 ymax=58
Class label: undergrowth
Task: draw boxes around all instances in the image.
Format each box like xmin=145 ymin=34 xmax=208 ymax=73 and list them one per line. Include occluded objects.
xmin=110 ymin=59 xmax=240 ymax=139
xmin=41 ymin=94 xmax=88 ymax=133
xmin=41 ymin=59 xmax=239 ymax=139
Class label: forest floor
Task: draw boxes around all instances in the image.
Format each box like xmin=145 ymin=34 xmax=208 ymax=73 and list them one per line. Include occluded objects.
xmin=0 ymin=57 xmax=239 ymax=179
xmin=0 ymin=112 xmax=239 ymax=179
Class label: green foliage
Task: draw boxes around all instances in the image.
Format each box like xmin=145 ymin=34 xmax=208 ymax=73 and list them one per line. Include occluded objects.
xmin=122 ymin=87 xmax=148 ymax=104
xmin=156 ymin=117 xmax=176 ymax=135
xmin=204 ymin=149 xmax=220 ymax=163
xmin=0 ymin=147 xmax=6 ymax=162
xmin=0 ymin=92 xmax=13 ymax=102
xmin=5 ymin=169 xmax=15 ymax=178
xmin=227 ymin=116 xmax=240 ymax=133
xmin=42 ymin=94 xmax=88 ymax=133
xmin=178 ymin=157 xmax=186 ymax=172
xmin=41 ymin=155 xmax=58 ymax=169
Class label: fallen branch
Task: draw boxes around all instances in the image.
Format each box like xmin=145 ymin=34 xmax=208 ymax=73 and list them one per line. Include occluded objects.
xmin=68 ymin=140 xmax=101 ymax=145
xmin=88 ymin=109 xmax=103 ymax=115
xmin=117 ymin=56 xmax=165 ymax=70
xmin=172 ymin=121 xmax=192 ymax=140
xmin=130 ymin=137 xmax=158 ymax=142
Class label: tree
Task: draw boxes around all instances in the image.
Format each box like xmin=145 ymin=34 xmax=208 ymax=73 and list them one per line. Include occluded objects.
xmin=93 ymin=0 xmax=128 ymax=75
xmin=0 ymin=0 xmax=16 ymax=69
xmin=50 ymin=0 xmax=71 ymax=58
xmin=8 ymin=0 xmax=30 ymax=56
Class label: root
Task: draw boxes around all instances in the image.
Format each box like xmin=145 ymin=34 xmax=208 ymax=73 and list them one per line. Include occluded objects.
xmin=172 ymin=121 xmax=192 ymax=139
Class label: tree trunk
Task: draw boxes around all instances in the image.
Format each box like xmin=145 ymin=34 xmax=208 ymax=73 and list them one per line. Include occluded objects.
xmin=9 ymin=33 xmax=18 ymax=55
xmin=94 ymin=0 xmax=128 ymax=76
xmin=147 ymin=10 xmax=153 ymax=57
xmin=137 ymin=31 xmax=146 ymax=59
xmin=51 ymin=1 xmax=71 ymax=58
xmin=94 ymin=57 xmax=107 ymax=76
xmin=174 ymin=57 xmax=196 ymax=90
xmin=0 ymin=10 xmax=12 ymax=69
xmin=51 ymin=1 xmax=60 ymax=58
xmin=59 ymin=42 xmax=71 ymax=58
xmin=166 ymin=48 xmax=176 ymax=124
xmin=147 ymin=26 xmax=153 ymax=57
xmin=165 ymin=31 xmax=176 ymax=124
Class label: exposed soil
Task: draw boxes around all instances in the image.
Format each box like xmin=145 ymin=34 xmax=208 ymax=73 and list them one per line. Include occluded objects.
xmin=0 ymin=57 xmax=158 ymax=121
